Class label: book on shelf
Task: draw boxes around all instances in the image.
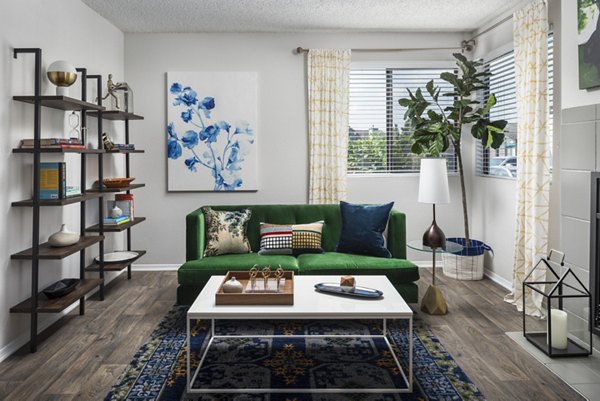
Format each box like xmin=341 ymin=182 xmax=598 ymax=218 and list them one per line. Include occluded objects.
xmin=20 ymin=138 xmax=82 ymax=147
xmin=66 ymin=186 xmax=81 ymax=197
xmin=114 ymin=144 xmax=135 ymax=150
xmin=114 ymin=194 xmax=135 ymax=219
xmin=103 ymin=216 xmax=131 ymax=225
xmin=19 ymin=144 xmax=86 ymax=150
xmin=39 ymin=162 xmax=66 ymax=199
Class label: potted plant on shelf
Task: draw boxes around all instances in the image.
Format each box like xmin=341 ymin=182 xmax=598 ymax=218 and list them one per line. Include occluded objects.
xmin=399 ymin=53 xmax=507 ymax=280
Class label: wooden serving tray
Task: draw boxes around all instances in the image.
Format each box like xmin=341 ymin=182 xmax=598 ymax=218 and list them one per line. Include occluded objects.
xmin=215 ymin=271 xmax=294 ymax=305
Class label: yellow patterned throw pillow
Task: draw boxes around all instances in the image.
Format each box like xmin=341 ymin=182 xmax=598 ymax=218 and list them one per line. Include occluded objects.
xmin=259 ymin=221 xmax=324 ymax=255
xmin=202 ymin=207 xmax=252 ymax=257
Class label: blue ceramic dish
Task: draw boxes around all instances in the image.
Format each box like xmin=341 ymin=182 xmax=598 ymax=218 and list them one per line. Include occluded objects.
xmin=314 ymin=283 xmax=383 ymax=299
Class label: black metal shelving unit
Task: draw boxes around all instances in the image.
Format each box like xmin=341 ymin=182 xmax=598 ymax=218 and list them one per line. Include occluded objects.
xmin=86 ymin=104 xmax=146 ymax=280
xmin=11 ymin=48 xmax=107 ymax=352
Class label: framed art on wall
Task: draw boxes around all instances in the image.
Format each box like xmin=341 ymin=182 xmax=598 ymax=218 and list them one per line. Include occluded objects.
xmin=166 ymin=71 xmax=258 ymax=191
xmin=578 ymin=0 xmax=600 ymax=89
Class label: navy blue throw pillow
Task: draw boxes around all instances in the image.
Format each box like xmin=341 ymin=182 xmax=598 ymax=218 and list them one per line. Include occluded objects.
xmin=336 ymin=201 xmax=394 ymax=258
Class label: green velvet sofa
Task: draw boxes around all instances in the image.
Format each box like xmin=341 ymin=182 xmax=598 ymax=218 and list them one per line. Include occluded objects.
xmin=177 ymin=204 xmax=419 ymax=304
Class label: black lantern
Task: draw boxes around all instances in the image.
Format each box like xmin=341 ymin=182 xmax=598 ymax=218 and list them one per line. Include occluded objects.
xmin=523 ymin=250 xmax=593 ymax=357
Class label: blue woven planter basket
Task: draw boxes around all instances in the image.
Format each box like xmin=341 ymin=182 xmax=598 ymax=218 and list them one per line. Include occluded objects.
xmin=442 ymin=237 xmax=493 ymax=280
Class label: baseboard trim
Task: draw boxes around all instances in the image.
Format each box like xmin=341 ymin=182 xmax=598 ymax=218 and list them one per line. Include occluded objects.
xmin=414 ymin=260 xmax=434 ymax=268
xmin=0 ymin=269 xmax=125 ymax=363
xmin=483 ymin=268 xmax=512 ymax=290
xmin=131 ymin=264 xmax=179 ymax=271
xmin=417 ymin=261 xmax=512 ymax=291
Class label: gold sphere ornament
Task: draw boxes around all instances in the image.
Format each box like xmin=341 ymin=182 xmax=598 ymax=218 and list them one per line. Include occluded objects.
xmin=47 ymin=60 xmax=77 ymax=96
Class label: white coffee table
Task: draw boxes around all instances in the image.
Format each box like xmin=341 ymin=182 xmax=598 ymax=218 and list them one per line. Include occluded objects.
xmin=187 ymin=275 xmax=413 ymax=394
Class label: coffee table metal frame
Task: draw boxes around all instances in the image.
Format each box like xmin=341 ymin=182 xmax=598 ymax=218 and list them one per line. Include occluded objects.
xmin=186 ymin=275 xmax=413 ymax=394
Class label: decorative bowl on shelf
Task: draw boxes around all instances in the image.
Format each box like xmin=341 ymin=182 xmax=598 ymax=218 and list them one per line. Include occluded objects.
xmin=103 ymin=177 xmax=135 ymax=188
xmin=42 ymin=278 xmax=80 ymax=299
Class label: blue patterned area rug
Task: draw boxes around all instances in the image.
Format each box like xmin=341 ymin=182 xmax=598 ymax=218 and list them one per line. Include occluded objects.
xmin=104 ymin=306 xmax=485 ymax=401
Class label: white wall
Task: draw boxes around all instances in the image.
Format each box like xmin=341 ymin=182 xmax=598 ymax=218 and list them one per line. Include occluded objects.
xmin=0 ymin=0 xmax=124 ymax=357
xmin=125 ymin=32 xmax=467 ymax=264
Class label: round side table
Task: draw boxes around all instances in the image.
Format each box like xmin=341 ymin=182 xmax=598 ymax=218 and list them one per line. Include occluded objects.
xmin=407 ymin=240 xmax=463 ymax=315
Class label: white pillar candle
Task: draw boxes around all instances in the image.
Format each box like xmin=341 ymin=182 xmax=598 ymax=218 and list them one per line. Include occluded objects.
xmin=548 ymin=309 xmax=568 ymax=350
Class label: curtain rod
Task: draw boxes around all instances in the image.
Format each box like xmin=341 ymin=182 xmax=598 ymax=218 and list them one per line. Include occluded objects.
xmin=295 ymin=46 xmax=462 ymax=54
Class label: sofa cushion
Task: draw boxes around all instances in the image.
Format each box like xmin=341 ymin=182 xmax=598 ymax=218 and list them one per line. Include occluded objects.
xmin=336 ymin=201 xmax=394 ymax=258
xmin=297 ymin=252 xmax=419 ymax=283
xmin=202 ymin=207 xmax=252 ymax=256
xmin=178 ymin=254 xmax=300 ymax=286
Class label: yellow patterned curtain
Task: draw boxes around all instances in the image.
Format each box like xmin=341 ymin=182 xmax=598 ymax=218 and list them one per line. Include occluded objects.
xmin=307 ymin=49 xmax=351 ymax=204
xmin=504 ymin=0 xmax=550 ymax=317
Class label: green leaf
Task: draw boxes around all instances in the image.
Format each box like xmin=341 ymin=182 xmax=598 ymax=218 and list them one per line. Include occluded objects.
xmin=426 ymin=80 xmax=435 ymax=97
xmin=415 ymin=88 xmax=425 ymax=101
xmin=453 ymin=52 xmax=468 ymax=65
xmin=398 ymin=98 xmax=412 ymax=107
xmin=481 ymin=93 xmax=497 ymax=115
xmin=411 ymin=142 xmax=424 ymax=154
xmin=440 ymin=72 xmax=460 ymax=87
xmin=490 ymin=132 xmax=505 ymax=149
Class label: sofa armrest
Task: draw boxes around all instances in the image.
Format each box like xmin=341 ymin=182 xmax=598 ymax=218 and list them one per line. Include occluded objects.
xmin=388 ymin=210 xmax=407 ymax=259
xmin=186 ymin=207 xmax=206 ymax=261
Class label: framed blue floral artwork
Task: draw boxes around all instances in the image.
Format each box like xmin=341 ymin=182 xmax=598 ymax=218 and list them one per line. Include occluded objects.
xmin=166 ymin=72 xmax=258 ymax=191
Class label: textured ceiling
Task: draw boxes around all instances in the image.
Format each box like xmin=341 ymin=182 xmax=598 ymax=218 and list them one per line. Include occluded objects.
xmin=80 ymin=0 xmax=525 ymax=33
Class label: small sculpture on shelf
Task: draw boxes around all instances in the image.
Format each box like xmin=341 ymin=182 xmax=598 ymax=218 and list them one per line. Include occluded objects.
xmin=98 ymin=74 xmax=133 ymax=112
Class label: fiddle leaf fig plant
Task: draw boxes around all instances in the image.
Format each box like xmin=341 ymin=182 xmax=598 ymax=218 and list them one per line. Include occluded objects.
xmin=399 ymin=53 xmax=508 ymax=244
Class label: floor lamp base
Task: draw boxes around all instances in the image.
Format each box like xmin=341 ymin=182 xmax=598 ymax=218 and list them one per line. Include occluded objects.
xmin=420 ymin=284 xmax=448 ymax=315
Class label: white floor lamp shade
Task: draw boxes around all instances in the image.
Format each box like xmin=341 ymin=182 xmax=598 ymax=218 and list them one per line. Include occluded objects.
xmin=418 ymin=158 xmax=450 ymax=205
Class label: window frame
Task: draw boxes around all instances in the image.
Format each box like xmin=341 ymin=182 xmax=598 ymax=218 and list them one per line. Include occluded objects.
xmin=348 ymin=61 xmax=458 ymax=176
xmin=475 ymin=34 xmax=554 ymax=180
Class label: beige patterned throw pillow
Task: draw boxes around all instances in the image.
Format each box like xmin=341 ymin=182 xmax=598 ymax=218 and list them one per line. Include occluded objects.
xmin=202 ymin=207 xmax=252 ymax=256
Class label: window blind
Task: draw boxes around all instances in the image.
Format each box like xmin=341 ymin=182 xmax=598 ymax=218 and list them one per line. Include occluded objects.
xmin=348 ymin=68 xmax=457 ymax=174
xmin=475 ymin=33 xmax=554 ymax=178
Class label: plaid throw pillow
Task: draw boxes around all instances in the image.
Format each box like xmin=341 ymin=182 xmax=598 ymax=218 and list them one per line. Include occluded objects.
xmin=259 ymin=221 xmax=324 ymax=255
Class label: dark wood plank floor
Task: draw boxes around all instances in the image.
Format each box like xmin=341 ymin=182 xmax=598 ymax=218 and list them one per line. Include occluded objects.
xmin=0 ymin=269 xmax=585 ymax=401
xmin=417 ymin=268 xmax=585 ymax=401
xmin=0 ymin=271 xmax=177 ymax=401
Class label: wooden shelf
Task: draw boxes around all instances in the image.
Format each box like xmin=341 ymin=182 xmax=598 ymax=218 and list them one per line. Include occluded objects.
xmin=105 ymin=149 xmax=144 ymax=154
xmin=13 ymin=96 xmax=104 ymax=111
xmin=85 ymin=250 xmax=146 ymax=272
xmin=12 ymin=192 xmax=103 ymax=207
xmin=13 ymin=147 xmax=104 ymax=154
xmin=10 ymin=278 xmax=103 ymax=313
xmin=86 ymin=217 xmax=146 ymax=233
xmin=11 ymin=236 xmax=104 ymax=260
xmin=87 ymin=111 xmax=144 ymax=121
xmin=88 ymin=183 xmax=145 ymax=193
